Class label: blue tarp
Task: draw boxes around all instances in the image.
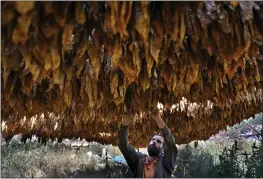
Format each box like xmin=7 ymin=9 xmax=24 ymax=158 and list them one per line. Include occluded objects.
xmin=113 ymin=156 xmax=127 ymax=164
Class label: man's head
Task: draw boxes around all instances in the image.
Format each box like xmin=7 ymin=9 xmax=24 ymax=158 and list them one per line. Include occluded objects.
xmin=147 ymin=134 xmax=164 ymax=157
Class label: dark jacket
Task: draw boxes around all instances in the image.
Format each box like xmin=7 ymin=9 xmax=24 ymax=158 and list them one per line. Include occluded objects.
xmin=118 ymin=125 xmax=178 ymax=178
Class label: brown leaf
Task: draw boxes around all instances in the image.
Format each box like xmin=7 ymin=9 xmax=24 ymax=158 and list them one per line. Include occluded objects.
xmin=15 ymin=2 xmax=35 ymax=14
xmin=75 ymin=2 xmax=86 ymax=24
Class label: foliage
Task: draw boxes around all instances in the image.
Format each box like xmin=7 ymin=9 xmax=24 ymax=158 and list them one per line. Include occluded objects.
xmin=208 ymin=141 xmax=243 ymax=178
xmin=173 ymin=144 xmax=215 ymax=177
xmin=1 ymin=138 xmax=121 ymax=178
xmin=172 ymin=139 xmax=263 ymax=178
xmin=173 ymin=113 xmax=263 ymax=178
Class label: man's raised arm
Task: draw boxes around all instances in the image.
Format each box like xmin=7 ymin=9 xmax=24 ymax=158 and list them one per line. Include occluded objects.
xmin=118 ymin=114 xmax=139 ymax=173
xmin=151 ymin=109 xmax=178 ymax=174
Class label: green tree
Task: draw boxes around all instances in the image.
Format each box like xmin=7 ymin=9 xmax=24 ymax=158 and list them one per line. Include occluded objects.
xmin=208 ymin=141 xmax=243 ymax=177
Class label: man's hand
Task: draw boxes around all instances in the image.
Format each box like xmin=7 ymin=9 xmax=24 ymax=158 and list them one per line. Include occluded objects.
xmin=122 ymin=113 xmax=135 ymax=126
xmin=150 ymin=108 xmax=162 ymax=121
xmin=150 ymin=109 xmax=166 ymax=129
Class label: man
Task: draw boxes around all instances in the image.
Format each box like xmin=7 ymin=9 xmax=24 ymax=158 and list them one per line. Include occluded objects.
xmin=118 ymin=109 xmax=178 ymax=178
